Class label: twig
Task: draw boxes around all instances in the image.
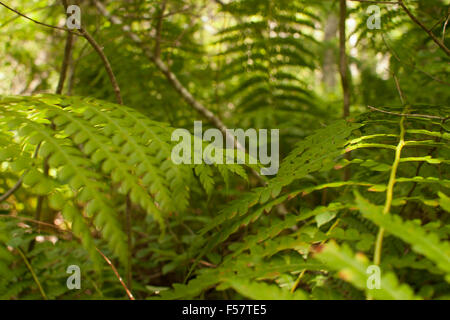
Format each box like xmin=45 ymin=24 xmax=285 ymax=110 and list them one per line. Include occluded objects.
xmin=0 ymin=144 xmax=41 ymax=203
xmin=344 ymin=0 xmax=450 ymax=56
xmin=349 ymin=0 xmax=400 ymax=3
xmin=381 ymin=33 xmax=450 ymax=86
xmin=0 ymin=1 xmax=122 ymax=103
xmin=443 ymin=9 xmax=449 ymax=43
xmin=125 ymin=195 xmax=133 ymax=291
xmin=0 ymin=3 xmax=59 ymax=29
xmin=368 ymin=105 xmax=448 ymax=121
xmin=0 ymin=1 xmax=82 ymax=36
xmin=189 ymin=259 xmax=217 ymax=268
xmin=339 ymin=0 xmax=351 ymax=181
xmin=16 ymin=247 xmax=48 ymax=299
xmin=339 ymin=0 xmax=351 ymax=119
xmin=0 ymin=214 xmax=135 ymax=300
xmin=95 ymin=247 xmax=135 ymax=300
xmin=348 ymin=0 xmax=450 ymax=56
xmin=0 ymin=177 xmax=23 ymax=202
xmin=399 ymin=0 xmax=450 ymax=57
xmin=393 ymin=74 xmax=405 ymax=105
xmin=79 ymin=28 xmax=123 ymax=104
xmin=56 ymin=32 xmax=74 ymax=94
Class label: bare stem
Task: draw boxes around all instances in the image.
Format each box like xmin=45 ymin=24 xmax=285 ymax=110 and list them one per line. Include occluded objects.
xmin=0 ymin=215 xmax=135 ymax=300
xmin=399 ymin=0 xmax=450 ymax=57
xmin=373 ymin=84 xmax=408 ymax=265
xmin=16 ymin=247 xmax=48 ymax=300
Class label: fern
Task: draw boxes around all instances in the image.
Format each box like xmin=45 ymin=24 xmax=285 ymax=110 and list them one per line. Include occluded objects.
xmin=162 ymin=105 xmax=449 ymax=300
xmin=315 ymin=241 xmax=418 ymax=300
xmin=355 ymin=193 xmax=450 ymax=277
xmin=0 ymin=94 xmax=242 ymax=266
xmin=214 ymin=0 xmax=322 ymax=130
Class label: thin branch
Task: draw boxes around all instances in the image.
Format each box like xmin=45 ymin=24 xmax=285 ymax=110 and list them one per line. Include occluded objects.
xmin=381 ymin=33 xmax=450 ymax=86
xmin=0 ymin=1 xmax=82 ymax=36
xmin=79 ymin=28 xmax=123 ymax=104
xmin=125 ymin=195 xmax=133 ymax=292
xmin=121 ymin=6 xmax=197 ymax=21
xmin=56 ymin=32 xmax=74 ymax=94
xmin=339 ymin=0 xmax=350 ymax=119
xmin=0 ymin=1 xmax=122 ymax=103
xmin=340 ymin=0 xmax=450 ymax=56
xmin=399 ymin=0 xmax=450 ymax=57
xmin=443 ymin=9 xmax=449 ymax=43
xmin=339 ymin=0 xmax=351 ymax=181
xmin=16 ymin=247 xmax=48 ymax=300
xmin=0 ymin=214 xmax=135 ymax=300
xmin=0 ymin=144 xmax=41 ymax=203
xmin=368 ymin=105 xmax=448 ymax=121
xmin=0 ymin=3 xmax=59 ymax=29
xmin=393 ymin=74 xmax=405 ymax=105
xmin=0 ymin=177 xmax=23 ymax=202
xmin=95 ymin=247 xmax=135 ymax=300
xmin=349 ymin=0 xmax=400 ymax=3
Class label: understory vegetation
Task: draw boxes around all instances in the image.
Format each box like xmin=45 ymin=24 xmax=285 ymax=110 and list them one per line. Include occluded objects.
xmin=0 ymin=0 xmax=449 ymax=300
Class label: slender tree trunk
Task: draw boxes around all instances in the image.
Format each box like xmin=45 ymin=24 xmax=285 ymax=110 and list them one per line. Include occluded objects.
xmin=339 ymin=0 xmax=350 ymax=119
xmin=322 ymin=13 xmax=338 ymax=90
xmin=339 ymin=0 xmax=351 ymax=181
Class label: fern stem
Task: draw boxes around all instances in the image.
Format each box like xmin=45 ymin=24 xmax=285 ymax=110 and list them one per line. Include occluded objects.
xmin=290 ymin=269 xmax=306 ymax=293
xmin=1 ymin=215 xmax=135 ymax=300
xmin=95 ymin=248 xmax=135 ymax=300
xmin=126 ymin=196 xmax=133 ymax=291
xmin=373 ymin=111 xmax=407 ymax=265
xmin=16 ymin=248 xmax=48 ymax=300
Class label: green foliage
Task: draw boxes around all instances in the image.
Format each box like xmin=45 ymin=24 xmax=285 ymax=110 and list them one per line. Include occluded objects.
xmin=0 ymin=94 xmax=241 ymax=271
xmin=0 ymin=0 xmax=449 ymax=301
xmin=160 ymin=107 xmax=449 ymax=300
xmin=215 ymin=0 xmax=321 ymax=130
xmin=316 ymin=241 xmax=418 ymax=300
